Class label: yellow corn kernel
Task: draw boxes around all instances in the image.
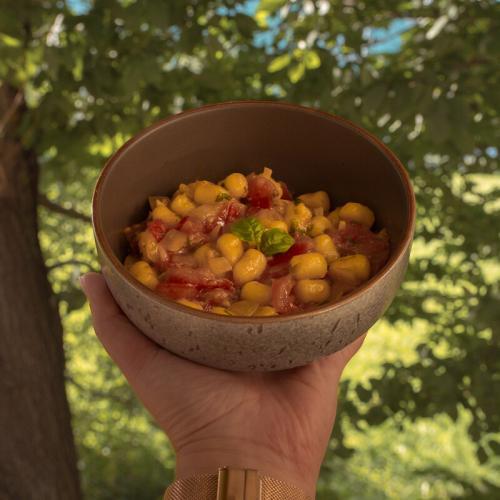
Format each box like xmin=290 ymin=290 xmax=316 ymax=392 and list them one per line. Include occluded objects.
xmin=194 ymin=244 xmax=218 ymax=266
xmin=211 ymin=306 xmax=230 ymax=315
xmin=193 ymin=181 xmax=229 ymax=205
xmin=232 ymin=249 xmax=267 ymax=286
xmin=124 ymin=255 xmax=138 ymax=269
xmin=339 ymin=202 xmax=375 ymax=228
xmin=241 ymin=281 xmax=272 ymax=305
xmin=295 ymin=279 xmax=331 ymax=304
xmin=129 ymin=261 xmax=159 ymax=290
xmin=216 ymin=233 xmax=244 ymax=265
xmin=208 ymin=256 xmax=232 ymax=277
xmin=138 ymin=230 xmax=160 ymax=263
xmin=298 ymin=191 xmax=330 ymax=213
xmin=151 ymin=201 xmax=180 ymax=226
xmin=170 ymin=193 xmax=196 ymax=217
xmin=290 ymin=252 xmax=327 ymax=280
xmin=223 ymin=173 xmax=248 ymax=198
xmin=309 ymin=215 xmax=332 ymax=237
xmin=327 ymin=207 xmax=341 ymax=229
xmin=328 ymin=254 xmax=371 ymax=285
xmin=228 ymin=300 xmax=260 ymax=317
xmin=254 ymin=306 xmax=278 ymax=317
xmin=313 ymin=234 xmax=340 ymax=263
xmin=176 ymin=298 xmax=203 ymax=310
xmin=161 ymin=229 xmax=188 ymax=252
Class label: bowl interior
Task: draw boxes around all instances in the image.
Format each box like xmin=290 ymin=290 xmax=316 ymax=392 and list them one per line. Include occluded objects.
xmin=95 ymin=102 xmax=411 ymax=270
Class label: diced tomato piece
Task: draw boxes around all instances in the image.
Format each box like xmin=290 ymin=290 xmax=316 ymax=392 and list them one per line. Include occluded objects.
xmin=271 ymin=275 xmax=296 ymax=314
xmin=280 ymin=181 xmax=293 ymax=201
xmin=223 ymin=200 xmax=246 ymax=224
xmin=247 ymin=174 xmax=275 ymax=209
xmin=268 ymin=237 xmax=314 ymax=266
xmin=177 ymin=217 xmax=204 ymax=234
xmin=147 ymin=219 xmax=169 ymax=242
xmin=202 ymin=287 xmax=235 ymax=307
xmin=156 ymin=282 xmax=198 ymax=300
xmin=166 ymin=267 xmax=234 ymax=291
xmin=332 ymin=222 xmax=390 ymax=273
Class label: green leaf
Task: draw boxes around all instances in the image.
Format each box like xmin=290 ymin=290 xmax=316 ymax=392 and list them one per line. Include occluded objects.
xmin=304 ymin=50 xmax=321 ymax=70
xmin=267 ymin=53 xmax=291 ymax=73
xmin=216 ymin=192 xmax=232 ymax=202
xmin=260 ymin=228 xmax=294 ymax=256
xmin=231 ymin=217 xmax=265 ymax=245
xmin=287 ymin=62 xmax=305 ymax=83
xmin=0 ymin=33 xmax=21 ymax=47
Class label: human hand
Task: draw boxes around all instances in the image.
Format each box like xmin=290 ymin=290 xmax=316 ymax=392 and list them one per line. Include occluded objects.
xmin=81 ymin=273 xmax=365 ymax=498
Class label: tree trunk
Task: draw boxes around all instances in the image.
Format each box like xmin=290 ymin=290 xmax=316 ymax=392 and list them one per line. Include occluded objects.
xmin=0 ymin=84 xmax=81 ymax=499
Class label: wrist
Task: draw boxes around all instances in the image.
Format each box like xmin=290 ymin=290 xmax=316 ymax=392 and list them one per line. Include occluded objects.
xmin=175 ymin=437 xmax=318 ymax=498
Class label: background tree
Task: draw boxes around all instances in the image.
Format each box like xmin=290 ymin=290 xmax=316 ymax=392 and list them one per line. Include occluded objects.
xmin=0 ymin=0 xmax=498 ymax=498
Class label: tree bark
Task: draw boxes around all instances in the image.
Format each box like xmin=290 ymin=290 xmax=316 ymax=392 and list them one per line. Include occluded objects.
xmin=0 ymin=84 xmax=81 ymax=499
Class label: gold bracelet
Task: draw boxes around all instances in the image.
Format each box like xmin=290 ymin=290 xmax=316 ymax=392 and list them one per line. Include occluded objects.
xmin=164 ymin=467 xmax=311 ymax=500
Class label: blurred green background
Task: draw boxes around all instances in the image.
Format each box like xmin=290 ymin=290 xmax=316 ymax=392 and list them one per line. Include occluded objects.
xmin=1 ymin=0 xmax=499 ymax=499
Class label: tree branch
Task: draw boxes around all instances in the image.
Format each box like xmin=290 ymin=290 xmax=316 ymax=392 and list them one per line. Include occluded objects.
xmin=47 ymin=259 xmax=98 ymax=272
xmin=0 ymin=87 xmax=23 ymax=138
xmin=38 ymin=193 xmax=91 ymax=223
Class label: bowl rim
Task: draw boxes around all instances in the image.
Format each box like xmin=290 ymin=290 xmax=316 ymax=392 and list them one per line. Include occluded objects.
xmin=92 ymin=100 xmax=416 ymax=323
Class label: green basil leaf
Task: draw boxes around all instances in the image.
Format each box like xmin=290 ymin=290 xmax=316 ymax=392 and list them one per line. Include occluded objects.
xmin=231 ymin=217 xmax=265 ymax=245
xmin=216 ymin=192 xmax=232 ymax=202
xmin=260 ymin=228 xmax=294 ymax=256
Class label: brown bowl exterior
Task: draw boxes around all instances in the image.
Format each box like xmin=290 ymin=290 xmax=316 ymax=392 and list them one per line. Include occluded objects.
xmin=93 ymin=101 xmax=415 ymax=372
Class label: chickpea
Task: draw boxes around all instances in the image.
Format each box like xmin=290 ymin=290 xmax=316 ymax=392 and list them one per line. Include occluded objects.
xmin=228 ymin=300 xmax=260 ymax=317
xmin=176 ymin=299 xmax=203 ymax=310
xmin=161 ymin=229 xmax=188 ymax=252
xmin=193 ymin=181 xmax=229 ymax=205
xmin=327 ymin=208 xmax=341 ymax=229
xmin=223 ymin=173 xmax=248 ymax=198
xmin=170 ymin=193 xmax=196 ymax=217
xmin=194 ymin=244 xmax=218 ymax=266
xmin=241 ymin=281 xmax=272 ymax=305
xmin=328 ymin=254 xmax=371 ymax=285
xmin=298 ymin=191 xmax=330 ymax=213
xmin=339 ymin=202 xmax=375 ymax=228
xmin=232 ymin=249 xmax=267 ymax=286
xmin=129 ymin=261 xmax=159 ymax=290
xmin=286 ymin=202 xmax=312 ymax=233
xmin=313 ymin=234 xmax=340 ymax=263
xmin=260 ymin=217 xmax=289 ymax=232
xmin=208 ymin=256 xmax=232 ymax=277
xmin=254 ymin=306 xmax=278 ymax=317
xmin=309 ymin=215 xmax=332 ymax=237
xmin=290 ymin=252 xmax=327 ymax=280
xmin=138 ymin=230 xmax=160 ymax=263
xmin=124 ymin=255 xmax=138 ymax=270
xmin=151 ymin=201 xmax=180 ymax=226
xmin=295 ymin=279 xmax=331 ymax=304
xmin=216 ymin=233 xmax=244 ymax=265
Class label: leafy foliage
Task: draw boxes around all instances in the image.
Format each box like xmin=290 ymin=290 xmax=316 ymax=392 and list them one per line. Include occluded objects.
xmin=1 ymin=0 xmax=499 ymax=498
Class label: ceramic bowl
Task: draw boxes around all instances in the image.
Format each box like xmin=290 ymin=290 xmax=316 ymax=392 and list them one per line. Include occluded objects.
xmin=92 ymin=101 xmax=415 ymax=371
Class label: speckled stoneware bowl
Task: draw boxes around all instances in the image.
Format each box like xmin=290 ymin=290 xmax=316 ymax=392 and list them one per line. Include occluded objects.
xmin=92 ymin=101 xmax=415 ymax=372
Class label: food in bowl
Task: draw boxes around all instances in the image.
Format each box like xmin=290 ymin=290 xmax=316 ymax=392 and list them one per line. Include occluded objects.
xmin=123 ymin=168 xmax=389 ymax=316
